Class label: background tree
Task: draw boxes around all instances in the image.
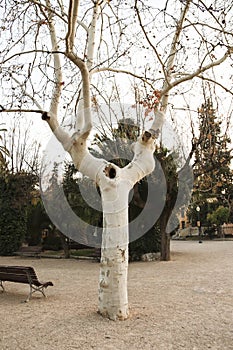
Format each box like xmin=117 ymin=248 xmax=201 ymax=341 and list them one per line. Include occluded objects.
xmin=207 ymin=206 xmax=230 ymax=227
xmin=0 ymin=124 xmax=9 ymax=174
xmin=0 ymin=124 xmax=39 ymax=254
xmin=92 ymin=118 xmax=162 ymax=260
xmin=62 ymin=162 xmax=102 ymax=249
xmin=190 ymin=96 xmax=232 ymax=229
xmin=2 ymin=119 xmax=41 ymax=175
xmin=0 ymin=171 xmax=37 ymax=255
xmin=194 ymin=98 xmax=232 ymax=194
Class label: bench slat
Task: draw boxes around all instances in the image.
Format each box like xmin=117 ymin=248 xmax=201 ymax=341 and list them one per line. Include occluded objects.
xmin=0 ymin=265 xmax=53 ymax=301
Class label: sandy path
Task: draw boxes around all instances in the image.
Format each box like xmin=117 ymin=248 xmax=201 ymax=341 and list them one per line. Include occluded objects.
xmin=0 ymin=240 xmax=232 ymax=350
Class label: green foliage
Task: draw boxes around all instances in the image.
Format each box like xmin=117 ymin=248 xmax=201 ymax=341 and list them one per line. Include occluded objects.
xmin=191 ymin=98 xmax=232 ymax=226
xmin=129 ymin=225 xmax=160 ymax=261
xmin=93 ymin=118 xmax=164 ymax=255
xmin=207 ymin=206 xmax=229 ymax=226
xmin=26 ymin=201 xmax=50 ymax=245
xmin=58 ymin=163 xmax=103 ymax=247
xmin=63 ymin=163 xmax=102 ymax=228
xmin=0 ymin=172 xmax=36 ymax=255
xmin=42 ymin=234 xmax=63 ymax=251
xmin=0 ymin=207 xmax=26 ymax=255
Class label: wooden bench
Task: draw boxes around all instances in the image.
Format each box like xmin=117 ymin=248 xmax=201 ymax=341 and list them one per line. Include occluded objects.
xmin=14 ymin=246 xmax=43 ymax=258
xmin=0 ymin=265 xmax=53 ymax=302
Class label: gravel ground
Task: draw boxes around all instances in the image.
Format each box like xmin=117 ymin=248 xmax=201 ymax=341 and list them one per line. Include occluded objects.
xmin=0 ymin=240 xmax=232 ymax=350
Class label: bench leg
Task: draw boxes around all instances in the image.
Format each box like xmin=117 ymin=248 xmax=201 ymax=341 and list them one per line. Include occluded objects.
xmin=24 ymin=289 xmax=32 ymax=303
xmin=24 ymin=285 xmax=47 ymax=302
xmin=0 ymin=280 xmax=5 ymax=292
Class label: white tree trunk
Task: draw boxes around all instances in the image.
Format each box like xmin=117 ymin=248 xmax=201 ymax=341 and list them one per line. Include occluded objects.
xmin=76 ymin=134 xmax=158 ymax=320
xmin=97 ymin=171 xmax=132 ymax=320
xmin=99 ymin=210 xmax=129 ymax=320
xmin=42 ymin=1 xmax=163 ymax=321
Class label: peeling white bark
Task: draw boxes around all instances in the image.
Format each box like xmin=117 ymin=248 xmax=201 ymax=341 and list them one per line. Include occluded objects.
xmin=68 ymin=132 xmax=158 ymax=320
xmin=97 ymin=167 xmax=131 ymax=320
xmin=43 ymin=0 xmax=164 ymax=321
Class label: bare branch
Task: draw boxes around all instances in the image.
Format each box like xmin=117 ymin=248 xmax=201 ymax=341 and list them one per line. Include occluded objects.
xmin=160 ymin=0 xmax=192 ymax=111
xmin=91 ymin=67 xmax=155 ymax=90
xmin=161 ymin=47 xmax=233 ymax=97
xmin=10 ymin=74 xmax=43 ymax=110
xmin=0 ymin=108 xmax=44 ymax=114
xmin=1 ymin=50 xmax=62 ymax=65
xmin=29 ymin=0 xmax=68 ymax=23
xmin=66 ymin=0 xmax=80 ymax=53
xmin=196 ymin=76 xmax=233 ymax=96
xmin=134 ymin=0 xmax=167 ymax=82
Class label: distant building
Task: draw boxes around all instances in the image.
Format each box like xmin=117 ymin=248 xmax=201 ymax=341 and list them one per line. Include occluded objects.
xmin=178 ymin=206 xmax=190 ymax=229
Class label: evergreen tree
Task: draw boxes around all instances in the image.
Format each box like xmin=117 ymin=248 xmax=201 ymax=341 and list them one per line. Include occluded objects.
xmin=0 ymin=171 xmax=36 ymax=255
xmin=62 ymin=162 xmax=102 ymax=248
xmin=92 ymin=118 xmax=162 ymax=260
xmin=191 ymin=98 xmax=232 ymax=227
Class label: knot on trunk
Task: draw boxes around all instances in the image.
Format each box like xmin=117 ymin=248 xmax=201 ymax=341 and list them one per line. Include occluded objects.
xmin=41 ymin=111 xmax=50 ymax=121
xmin=142 ymin=131 xmax=152 ymax=142
xmin=104 ymin=164 xmax=116 ymax=179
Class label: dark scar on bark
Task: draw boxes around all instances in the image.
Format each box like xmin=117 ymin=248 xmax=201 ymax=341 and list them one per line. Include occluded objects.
xmin=104 ymin=164 xmax=116 ymax=179
xmin=41 ymin=111 xmax=50 ymax=120
xmin=142 ymin=131 xmax=152 ymax=142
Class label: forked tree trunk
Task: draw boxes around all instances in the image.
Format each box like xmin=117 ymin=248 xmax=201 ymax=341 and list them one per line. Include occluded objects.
xmin=43 ymin=1 xmax=164 ymax=320
xmin=75 ymin=136 xmax=159 ymax=320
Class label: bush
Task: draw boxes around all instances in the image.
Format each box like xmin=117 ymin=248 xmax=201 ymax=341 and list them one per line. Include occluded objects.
xmin=42 ymin=235 xmax=63 ymax=251
xmin=0 ymin=212 xmax=26 ymax=255
xmin=0 ymin=173 xmax=35 ymax=255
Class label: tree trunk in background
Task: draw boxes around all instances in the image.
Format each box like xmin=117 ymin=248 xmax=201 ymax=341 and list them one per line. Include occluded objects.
xmin=59 ymin=232 xmax=70 ymax=259
xmin=160 ymin=211 xmax=171 ymax=261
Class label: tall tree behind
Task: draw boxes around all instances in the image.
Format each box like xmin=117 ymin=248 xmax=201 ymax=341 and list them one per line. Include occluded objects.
xmin=191 ymin=97 xmax=232 ymax=225
xmin=193 ymin=98 xmax=232 ymax=197
xmin=92 ymin=118 xmax=162 ymax=259
xmin=0 ymin=171 xmax=36 ymax=255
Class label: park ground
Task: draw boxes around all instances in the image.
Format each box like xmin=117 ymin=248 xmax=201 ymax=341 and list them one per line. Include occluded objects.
xmin=0 ymin=240 xmax=232 ymax=350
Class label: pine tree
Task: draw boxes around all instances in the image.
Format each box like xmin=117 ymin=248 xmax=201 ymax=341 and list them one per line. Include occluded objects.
xmin=191 ymin=98 xmax=232 ymax=226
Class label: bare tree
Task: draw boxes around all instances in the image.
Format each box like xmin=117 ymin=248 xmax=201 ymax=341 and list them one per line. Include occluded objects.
xmin=2 ymin=118 xmax=41 ymax=174
xmin=0 ymin=0 xmax=233 ymax=319
xmin=133 ymin=0 xmax=233 ymax=260
xmin=0 ymin=0 xmax=163 ymax=320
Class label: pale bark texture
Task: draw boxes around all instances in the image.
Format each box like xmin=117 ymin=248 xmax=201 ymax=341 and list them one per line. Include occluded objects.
xmin=62 ymin=113 xmax=159 ymax=321
xmin=30 ymin=0 xmax=233 ymax=317
xmin=40 ymin=0 xmax=161 ymax=320
xmin=1 ymin=0 xmax=233 ymax=319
